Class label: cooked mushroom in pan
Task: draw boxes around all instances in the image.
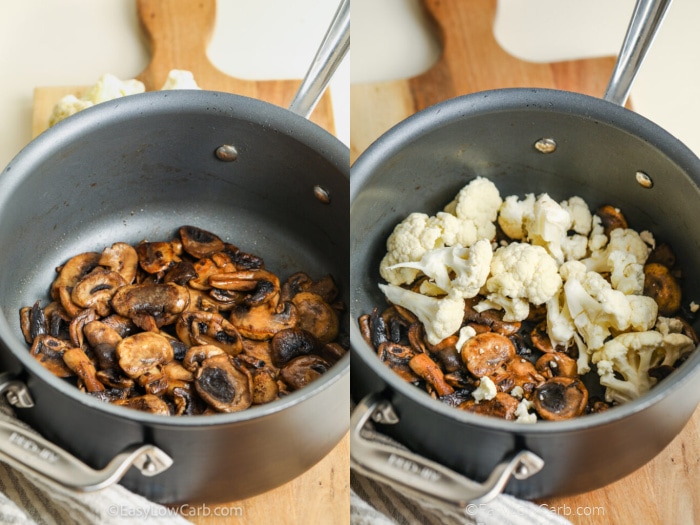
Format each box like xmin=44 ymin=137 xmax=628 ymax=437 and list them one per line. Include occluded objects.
xmin=361 ymin=178 xmax=698 ymax=422
xmin=20 ymin=225 xmax=346 ymax=416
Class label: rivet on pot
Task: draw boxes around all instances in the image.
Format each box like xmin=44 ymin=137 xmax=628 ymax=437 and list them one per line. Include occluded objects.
xmin=635 ymin=170 xmax=654 ymax=188
xmin=534 ymin=138 xmax=557 ymax=154
xmin=314 ymin=185 xmax=332 ymax=204
xmin=215 ymin=145 xmax=238 ymax=162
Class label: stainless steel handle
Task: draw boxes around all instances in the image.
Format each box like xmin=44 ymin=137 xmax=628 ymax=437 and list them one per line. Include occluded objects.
xmin=350 ymin=393 xmax=544 ymax=511
xmin=0 ymin=375 xmax=172 ymax=492
xmin=288 ymin=0 xmax=350 ymax=118
xmin=603 ymin=0 xmax=672 ymax=106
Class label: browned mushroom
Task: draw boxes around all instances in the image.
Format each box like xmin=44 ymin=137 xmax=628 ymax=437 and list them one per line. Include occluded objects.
xmin=99 ymin=242 xmax=139 ymax=285
xmin=270 ymin=328 xmax=320 ymax=367
xmin=209 ymin=269 xmax=281 ymax=308
xmin=280 ymin=272 xmax=339 ymax=304
xmin=179 ymin=225 xmax=225 ymax=259
xmin=505 ymin=357 xmax=545 ymax=396
xmin=163 ymin=260 xmax=199 ymax=286
xmin=111 ymin=282 xmax=190 ymax=330
xmin=113 ymin=394 xmax=170 ymax=415
xmin=279 ymin=355 xmax=331 ymax=391
xmin=460 ymin=332 xmax=516 ymax=377
xmin=19 ymin=301 xmax=46 ymax=344
xmin=464 ymin=297 xmax=521 ymax=336
xmin=230 ymin=301 xmax=299 ymax=341
xmin=320 ymin=342 xmax=347 ymax=364
xmin=290 ymin=292 xmax=339 ymax=344
xmin=71 ymin=267 xmax=127 ymax=317
xmin=532 ymin=377 xmax=588 ymax=421
xmin=50 ymin=252 xmax=101 ymax=301
xmin=645 ymin=241 xmax=676 ymax=270
xmin=241 ymin=339 xmax=275 ymax=368
xmin=458 ymin=392 xmax=519 ymax=420
xmin=596 ymin=204 xmax=628 ymax=236
xmin=30 ymin=335 xmax=74 ymax=377
xmin=250 ymin=366 xmax=279 ymax=405
xmin=116 ymin=332 xmax=174 ymax=395
xmin=408 ymin=352 xmax=454 ymax=397
xmin=83 ymin=320 xmax=122 ymax=369
xmin=182 ymin=344 xmax=226 ymax=372
xmin=425 ymin=334 xmax=462 ymax=373
xmin=377 ymin=342 xmax=418 ymax=382
xmin=176 ymin=310 xmax=243 ymax=356
xmin=195 ymin=354 xmax=252 ymax=412
xmin=535 ymin=352 xmax=578 ymax=379
xmin=63 ymin=348 xmax=105 ymax=392
xmin=95 ymin=368 xmax=136 ymax=391
xmin=136 ymin=241 xmax=179 ymax=275
xmin=57 ymin=286 xmax=83 ymax=318
xmin=68 ymin=308 xmax=98 ymax=350
xmin=643 ymin=262 xmax=682 ymax=316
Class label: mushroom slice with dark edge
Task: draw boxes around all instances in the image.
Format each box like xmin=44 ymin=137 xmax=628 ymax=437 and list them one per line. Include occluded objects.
xmin=596 ymin=204 xmax=628 ymax=237
xmin=229 ymin=301 xmax=299 ymax=341
xmin=280 ymin=272 xmax=339 ymax=304
xmin=62 ymin=348 xmax=105 ymax=392
xmin=116 ymin=332 xmax=174 ymax=396
xmin=377 ymin=342 xmax=418 ymax=382
xmin=408 ymin=352 xmax=454 ymax=397
xmin=291 ymin=292 xmax=339 ymax=344
xmin=195 ymin=354 xmax=252 ymax=412
xmin=113 ymin=394 xmax=170 ymax=415
xmin=270 ymin=328 xmax=321 ymax=367
xmin=179 ymin=225 xmax=225 ymax=259
xmin=19 ymin=301 xmax=46 ymax=344
xmin=176 ymin=310 xmax=243 ymax=356
xmin=532 ymin=377 xmax=588 ymax=421
xmin=250 ymin=366 xmax=279 ymax=405
xmin=50 ymin=252 xmax=101 ymax=301
xmin=68 ymin=308 xmax=98 ymax=350
xmin=30 ymin=335 xmax=75 ymax=378
xmin=458 ymin=392 xmax=519 ymax=420
xmin=643 ymin=262 xmax=682 ymax=316
xmin=136 ymin=241 xmax=178 ymax=275
xmin=535 ymin=352 xmax=578 ymax=379
xmin=210 ymin=269 xmax=281 ymax=307
xmin=99 ymin=242 xmax=139 ymax=284
xmin=111 ymin=282 xmax=190 ymax=330
xmin=182 ymin=344 xmax=226 ymax=372
xmin=279 ymin=355 xmax=331 ymax=391
xmin=71 ymin=267 xmax=127 ymax=317
xmin=83 ymin=320 xmax=122 ymax=369
xmin=460 ymin=332 xmax=516 ymax=377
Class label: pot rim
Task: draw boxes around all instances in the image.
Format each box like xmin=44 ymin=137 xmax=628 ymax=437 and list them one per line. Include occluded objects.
xmin=350 ymin=87 xmax=700 ymax=433
xmin=0 ymin=89 xmax=350 ymax=427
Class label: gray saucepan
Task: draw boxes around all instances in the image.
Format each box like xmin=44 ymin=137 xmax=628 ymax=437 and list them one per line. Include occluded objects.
xmin=0 ymin=88 xmax=349 ymax=504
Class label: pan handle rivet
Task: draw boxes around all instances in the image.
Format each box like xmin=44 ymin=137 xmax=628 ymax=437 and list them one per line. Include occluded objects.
xmin=314 ymin=185 xmax=331 ymax=204
xmin=534 ymin=138 xmax=557 ymax=154
xmin=635 ymin=170 xmax=653 ymax=188
xmin=215 ymin=144 xmax=238 ymax=162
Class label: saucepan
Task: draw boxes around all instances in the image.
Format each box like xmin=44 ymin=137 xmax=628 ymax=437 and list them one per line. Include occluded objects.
xmin=0 ymin=0 xmax=349 ymax=505
xmin=350 ymin=0 xmax=700 ymax=506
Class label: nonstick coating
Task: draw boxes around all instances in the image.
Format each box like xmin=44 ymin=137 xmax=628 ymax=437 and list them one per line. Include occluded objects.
xmin=350 ymin=88 xmax=700 ymax=498
xmin=0 ymin=90 xmax=350 ymax=503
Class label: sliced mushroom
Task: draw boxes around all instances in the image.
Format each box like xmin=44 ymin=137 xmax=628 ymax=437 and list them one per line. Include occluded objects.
xmin=460 ymin=332 xmax=516 ymax=377
xmin=596 ymin=205 xmax=628 ymax=237
xmin=535 ymin=352 xmax=578 ymax=379
xmin=532 ymin=377 xmax=588 ymax=421
xmin=270 ymin=328 xmax=320 ymax=367
xmin=646 ymin=241 xmax=676 ymax=269
xmin=643 ymin=262 xmax=682 ymax=316
xmin=50 ymin=252 xmax=101 ymax=301
xmin=83 ymin=320 xmax=122 ymax=369
xmin=408 ymin=352 xmax=454 ymax=397
xmin=291 ymin=292 xmax=339 ymax=344
xmin=43 ymin=301 xmax=71 ymax=338
xmin=179 ymin=225 xmax=225 ymax=259
xmin=95 ymin=368 xmax=136 ymax=390
xmin=229 ymin=301 xmax=299 ymax=341
xmin=57 ymin=285 xmax=83 ymax=318
xmin=136 ymin=241 xmax=178 ymax=275
xmin=222 ymin=243 xmax=264 ymax=271
xmin=71 ymin=267 xmax=127 ymax=317
xmin=189 ymin=256 xmax=232 ymax=290
xmin=162 ymin=360 xmax=195 ymax=383
xmin=99 ymin=242 xmax=139 ymax=284
xmin=279 ymin=355 xmax=331 ymax=391
xmin=113 ymin=394 xmax=170 ymax=415
xmin=505 ymin=357 xmax=545 ymax=396
xmin=163 ymin=260 xmax=199 ymax=286
xmin=111 ymin=282 xmax=190 ymax=330
xmin=100 ymin=314 xmax=138 ymax=338
xmin=67 ymin=309 xmax=98 ymax=354
xmin=280 ymin=272 xmax=339 ymax=304
xmin=63 ymin=348 xmax=105 ymax=392
xmin=30 ymin=335 xmax=74 ymax=377
xmin=241 ymin=339 xmax=275 ymax=368
xmin=250 ymin=366 xmax=280 ymax=405
xmin=170 ymin=384 xmax=207 ymax=416
xmin=176 ymin=310 xmax=243 ymax=356
xmin=426 ymin=334 xmax=462 ymax=373
xmin=458 ymin=392 xmax=519 ymax=420
xmin=320 ymin=342 xmax=347 ymax=364
xmin=182 ymin=345 xmax=226 ymax=372
xmin=377 ymin=342 xmax=418 ymax=382
xmin=464 ymin=297 xmax=521 ymax=336
xmin=195 ymin=354 xmax=252 ymax=412
xmin=116 ymin=332 xmax=174 ymax=396
xmin=19 ymin=301 xmax=46 ymax=344
xmin=210 ymin=269 xmax=281 ymax=307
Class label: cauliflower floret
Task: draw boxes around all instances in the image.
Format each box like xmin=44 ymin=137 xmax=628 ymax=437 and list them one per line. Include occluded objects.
xmin=455 ymin=325 xmax=477 ymax=352
xmin=48 ymin=95 xmax=94 ymax=127
xmin=526 ymin=194 xmax=572 ymax=264
xmin=433 ymin=212 xmax=486 ymax=248
xmin=583 ymin=228 xmax=651 ymax=274
xmin=514 ymin=398 xmax=538 ymax=424
xmin=388 ymin=240 xmax=493 ymax=298
xmin=545 ymin=289 xmax=576 ymax=349
xmin=161 ymin=69 xmax=201 ymax=90
xmin=608 ymin=250 xmax=644 ymax=295
xmin=588 ymin=215 xmax=608 ymax=253
xmin=481 ymin=242 xmax=562 ymax=321
xmin=497 ymin=193 xmax=535 ymax=240
xmin=378 ymin=283 xmax=464 ymax=345
xmin=379 ymin=212 xmax=444 ymax=285
xmin=475 ymin=295 xmax=530 ymax=323
xmin=443 ymin=177 xmax=502 ymax=224
xmin=472 ymin=376 xmax=497 ymax=403
xmin=560 ymin=196 xmax=593 ymax=236
xmin=561 ymin=234 xmax=589 ymax=262
xmin=592 ymin=329 xmax=694 ymax=404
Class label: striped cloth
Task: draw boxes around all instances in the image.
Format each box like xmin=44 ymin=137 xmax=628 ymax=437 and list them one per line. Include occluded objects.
xmin=0 ymin=399 xmax=192 ymax=525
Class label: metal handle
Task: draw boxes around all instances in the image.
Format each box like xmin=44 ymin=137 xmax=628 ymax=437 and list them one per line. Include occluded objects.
xmin=350 ymin=393 xmax=544 ymax=511
xmin=288 ymin=0 xmax=350 ymax=118
xmin=603 ymin=0 xmax=672 ymax=106
xmin=0 ymin=375 xmax=172 ymax=492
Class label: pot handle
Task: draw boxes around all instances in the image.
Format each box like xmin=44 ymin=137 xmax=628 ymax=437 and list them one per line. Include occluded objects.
xmin=0 ymin=375 xmax=172 ymax=492
xmin=288 ymin=0 xmax=350 ymax=118
xmin=350 ymin=393 xmax=544 ymax=510
xmin=603 ymin=0 xmax=672 ymax=106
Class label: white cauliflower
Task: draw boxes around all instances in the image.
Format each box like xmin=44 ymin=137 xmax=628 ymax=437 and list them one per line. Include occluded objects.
xmin=526 ymin=194 xmax=572 ymax=264
xmin=161 ymin=69 xmax=201 ymax=90
xmin=582 ymin=228 xmax=651 ymax=274
xmin=455 ymin=325 xmax=477 ymax=352
xmin=497 ymin=193 xmax=535 ymax=240
xmin=592 ymin=329 xmax=695 ymax=404
xmin=545 ymin=289 xmax=576 ymax=349
xmin=608 ymin=250 xmax=644 ymax=295
xmin=443 ymin=177 xmax=502 ymax=226
xmin=472 ymin=376 xmax=497 ymax=403
xmin=378 ymin=283 xmax=465 ymax=345
xmin=388 ymin=240 xmax=493 ymax=298
xmin=480 ymin=242 xmax=562 ymax=321
xmin=514 ymin=398 xmax=538 ymax=424
xmin=560 ymin=196 xmax=593 ymax=236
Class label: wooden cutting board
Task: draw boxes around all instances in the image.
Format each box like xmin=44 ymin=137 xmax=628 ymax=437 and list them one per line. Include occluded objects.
xmin=32 ymin=0 xmax=335 ymax=137
xmin=350 ymin=1 xmax=700 ymax=523
xmin=30 ymin=1 xmax=348 ymax=523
